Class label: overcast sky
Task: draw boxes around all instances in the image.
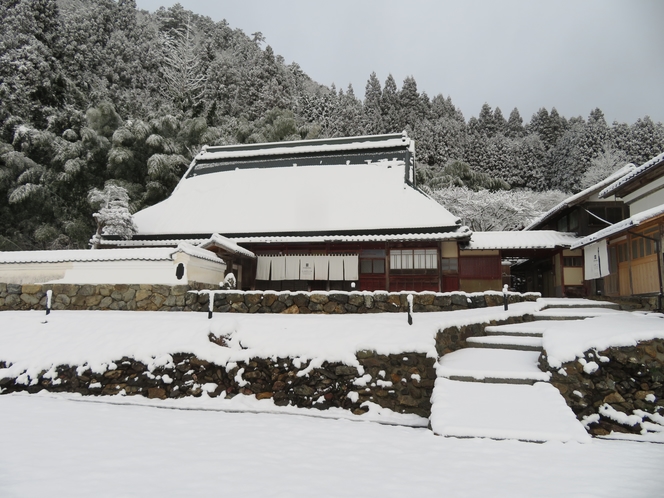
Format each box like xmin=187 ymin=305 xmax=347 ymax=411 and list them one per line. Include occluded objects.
xmin=135 ymin=0 xmax=664 ymax=124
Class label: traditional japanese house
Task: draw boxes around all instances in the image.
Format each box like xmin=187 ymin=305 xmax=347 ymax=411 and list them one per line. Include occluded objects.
xmin=102 ymin=133 xmax=472 ymax=292
xmin=572 ymin=152 xmax=664 ymax=309
xmin=519 ymin=164 xmax=635 ymax=297
xmin=458 ymin=231 xmax=581 ymax=295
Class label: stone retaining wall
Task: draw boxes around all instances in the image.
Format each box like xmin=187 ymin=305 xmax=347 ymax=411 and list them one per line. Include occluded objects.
xmin=0 ymin=349 xmax=436 ymax=417
xmin=0 ymin=282 xmax=540 ymax=314
xmin=540 ymin=339 xmax=664 ymax=436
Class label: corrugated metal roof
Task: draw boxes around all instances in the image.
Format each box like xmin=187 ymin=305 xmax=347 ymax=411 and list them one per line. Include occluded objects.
xmin=599 ymin=151 xmax=664 ymax=198
xmin=463 ymin=231 xmax=580 ymax=250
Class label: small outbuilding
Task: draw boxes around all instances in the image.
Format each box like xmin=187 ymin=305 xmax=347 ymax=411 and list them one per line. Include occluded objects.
xmin=0 ymin=244 xmax=227 ymax=286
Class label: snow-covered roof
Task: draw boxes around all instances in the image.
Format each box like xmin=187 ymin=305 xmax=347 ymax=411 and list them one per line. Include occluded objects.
xmin=173 ymin=243 xmax=227 ymax=265
xmin=99 ymin=227 xmax=472 ymax=249
xmin=198 ymin=234 xmax=256 ymax=259
xmin=195 ymin=133 xmax=412 ymax=163
xmin=0 ymin=246 xmax=225 ymax=266
xmin=524 ymin=164 xmax=636 ymax=231
xmin=599 ymin=151 xmax=664 ymax=198
xmin=132 ymin=136 xmax=461 ymax=238
xmin=571 ymin=203 xmax=664 ymax=249
xmin=464 ymin=231 xmax=580 ymax=250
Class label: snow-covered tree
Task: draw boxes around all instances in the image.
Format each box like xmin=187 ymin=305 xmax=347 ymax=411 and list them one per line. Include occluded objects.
xmin=160 ymin=18 xmax=207 ymax=114
xmin=88 ymin=182 xmax=136 ymax=248
xmin=580 ymin=146 xmax=629 ymax=189
xmin=431 ymin=186 xmax=567 ymax=231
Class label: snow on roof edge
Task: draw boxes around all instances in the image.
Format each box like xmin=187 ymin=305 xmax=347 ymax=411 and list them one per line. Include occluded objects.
xmin=196 ymin=133 xmax=411 ymax=162
xmin=599 ymin=151 xmax=664 ymax=198
xmin=524 ymin=164 xmax=636 ymax=231
xmin=198 ymin=234 xmax=256 ymax=259
xmin=0 ymin=248 xmax=175 ymax=265
xmin=463 ymin=231 xmax=580 ymax=250
xmin=571 ymin=203 xmax=664 ymax=249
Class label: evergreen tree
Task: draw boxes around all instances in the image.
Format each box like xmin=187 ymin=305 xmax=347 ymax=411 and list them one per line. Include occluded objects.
xmin=506 ymin=108 xmax=524 ymax=138
xmin=363 ymin=72 xmax=382 ymax=135
xmin=381 ymin=74 xmax=399 ymax=133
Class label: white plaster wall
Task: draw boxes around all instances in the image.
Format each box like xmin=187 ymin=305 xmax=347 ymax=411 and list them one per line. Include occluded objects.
xmin=50 ymin=260 xmax=181 ymax=284
xmin=624 ymin=176 xmax=664 ymax=214
xmin=175 ymin=253 xmax=227 ymax=286
xmin=1 ymin=256 xmax=226 ymax=286
xmin=0 ymin=262 xmax=71 ymax=284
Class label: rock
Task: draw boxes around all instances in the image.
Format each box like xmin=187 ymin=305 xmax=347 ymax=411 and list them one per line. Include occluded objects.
xmin=335 ymin=365 xmax=358 ymax=376
xmin=7 ymin=284 xmax=22 ymax=294
xmin=294 ymin=385 xmax=315 ymax=396
xmin=397 ymin=395 xmax=419 ymax=407
xmin=323 ymin=301 xmax=337 ymax=313
xmin=271 ymin=301 xmax=286 ymax=313
xmin=292 ymin=294 xmax=308 ymax=307
xmin=309 ymin=293 xmax=329 ymax=305
xmin=99 ymin=297 xmax=113 ymax=308
xmin=245 ymin=293 xmax=262 ymax=306
xmin=20 ymin=293 xmax=40 ymax=306
xmin=348 ymin=294 xmax=364 ymax=307
xmin=21 ymin=284 xmax=42 ymax=294
xmin=256 ymin=392 xmax=273 ymax=400
xmin=147 ymin=387 xmax=167 ymax=399
xmin=282 ymin=304 xmax=299 ymax=314
xmin=451 ymin=294 xmax=467 ymax=307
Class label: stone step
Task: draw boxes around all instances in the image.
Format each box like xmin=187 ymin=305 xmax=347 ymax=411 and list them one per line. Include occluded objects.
xmin=537 ymin=298 xmax=621 ymax=310
xmin=466 ymin=335 xmax=543 ymax=352
xmin=429 ymin=378 xmax=591 ymax=443
xmin=438 ymin=349 xmax=550 ymax=385
xmin=533 ymin=307 xmax=623 ymax=321
xmin=484 ymin=322 xmax=549 ymax=337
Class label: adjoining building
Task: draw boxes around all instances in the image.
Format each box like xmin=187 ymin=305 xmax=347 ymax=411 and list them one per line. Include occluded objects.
xmin=572 ymin=152 xmax=664 ymax=308
xmin=521 ymin=164 xmax=635 ymax=297
xmin=0 ymin=244 xmax=227 ymax=286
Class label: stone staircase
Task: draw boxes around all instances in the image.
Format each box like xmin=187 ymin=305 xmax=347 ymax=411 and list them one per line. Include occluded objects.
xmin=429 ymin=299 xmax=621 ymax=443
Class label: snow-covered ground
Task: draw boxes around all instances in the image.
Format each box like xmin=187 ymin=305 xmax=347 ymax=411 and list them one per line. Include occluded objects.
xmin=1 ymin=392 xmax=662 ymax=498
xmin=2 ymin=301 xmax=664 ymax=496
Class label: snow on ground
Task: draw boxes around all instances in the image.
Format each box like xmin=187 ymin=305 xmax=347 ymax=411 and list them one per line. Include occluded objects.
xmin=430 ymin=379 xmax=591 ymax=443
xmin=0 ymin=302 xmax=544 ymax=382
xmin=2 ymin=393 xmax=663 ymax=498
xmin=541 ymin=312 xmax=664 ymax=368
xmin=438 ymin=349 xmax=550 ymax=382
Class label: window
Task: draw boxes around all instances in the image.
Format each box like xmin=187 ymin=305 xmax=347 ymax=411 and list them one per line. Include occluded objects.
xmin=588 ymin=206 xmax=626 ymax=227
xmin=441 ymin=258 xmax=459 ymax=272
xmin=563 ymin=257 xmax=583 ymax=267
xmin=617 ymin=242 xmax=628 ymax=263
xmin=360 ymin=249 xmax=385 ymax=274
xmin=569 ymin=210 xmax=579 ymax=231
xmin=631 ymin=229 xmax=660 ymax=260
xmin=390 ymin=249 xmax=437 ymax=271
xmin=557 ymin=216 xmax=568 ymax=232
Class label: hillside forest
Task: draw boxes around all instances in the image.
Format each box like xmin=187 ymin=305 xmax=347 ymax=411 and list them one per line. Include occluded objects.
xmin=2 ymin=0 xmax=664 ymax=250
